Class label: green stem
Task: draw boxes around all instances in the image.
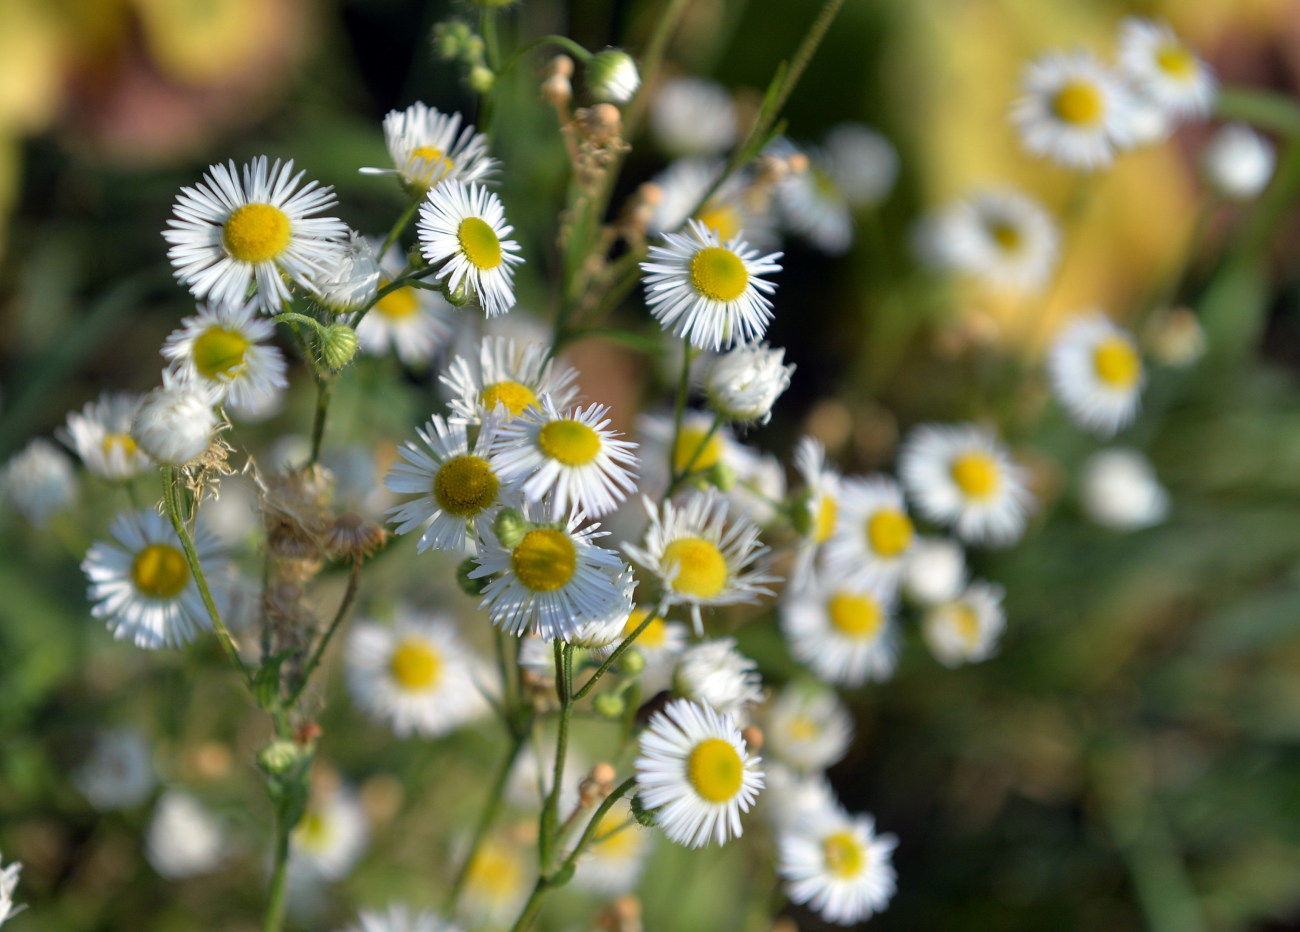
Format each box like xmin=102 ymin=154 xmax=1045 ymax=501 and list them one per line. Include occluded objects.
xmin=666 ymin=413 xmax=723 ymax=498
xmin=379 ymin=199 xmax=421 ymax=260
xmin=285 ymin=558 xmax=361 ymax=707
xmin=508 ymin=877 xmax=549 ymax=932
xmin=499 ymin=34 xmax=591 ymax=77
xmin=1215 ymin=85 xmax=1300 ymax=137
xmin=307 ymin=376 xmax=333 ymax=468
xmin=351 ymin=264 xmax=441 ymax=329
xmin=261 ymin=807 xmax=293 ymax=932
xmin=539 ymin=643 xmax=575 ymax=871
xmin=573 ymin=608 xmax=658 ymax=702
xmin=555 ymin=776 xmax=637 ymax=877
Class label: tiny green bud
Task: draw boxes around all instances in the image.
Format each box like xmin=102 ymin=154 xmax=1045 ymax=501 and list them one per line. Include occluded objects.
xmin=444 ymin=280 xmax=472 ymax=307
xmin=707 ymin=461 xmax=736 ymax=492
xmin=587 ymin=48 xmax=640 ymax=104
xmin=788 ymin=490 xmax=815 ymax=537
xmin=464 ymin=35 xmax=486 ymax=62
xmin=468 ymin=65 xmax=496 ymax=94
xmin=593 ymin=693 xmax=626 ymax=718
xmin=630 ymin=794 xmax=657 ymax=827
xmin=618 ymin=648 xmax=646 ymax=676
xmin=432 ymin=21 xmax=471 ymax=59
xmin=493 ymin=508 xmax=527 ymax=549
xmin=319 ymin=323 xmax=359 ymax=371
xmin=456 ymin=558 xmax=490 ymax=596
xmin=257 ymin=740 xmax=301 ymax=776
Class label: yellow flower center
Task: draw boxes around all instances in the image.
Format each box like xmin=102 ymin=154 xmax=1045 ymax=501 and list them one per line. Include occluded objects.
xmin=662 ymin=536 xmax=728 ymax=599
xmin=689 ymin=246 xmax=749 ymax=302
xmin=1155 ymin=43 xmax=1197 ymax=81
xmin=787 ymin=714 xmax=820 ymax=742
xmin=827 ymin=591 xmax=883 ymax=639
xmin=1051 ymin=80 xmax=1105 ymax=126
xmin=988 ymin=220 xmax=1023 ymax=253
xmin=131 ymin=543 xmax=190 ymax=599
xmin=538 ymin=419 xmax=602 ymax=466
xmin=512 ymin=529 xmax=577 ymax=592
xmin=624 ymin=608 xmax=668 ymax=648
xmin=950 ymin=452 xmax=1000 ymax=500
xmin=866 ymin=508 xmax=914 ymax=558
xmin=479 ymin=380 xmax=539 ymax=416
xmin=433 ymin=455 xmax=499 ymax=517
xmin=192 ymin=325 xmax=249 ymax=380
xmin=458 ymin=216 xmax=502 ymax=270
xmin=294 ymin=811 xmax=331 ymax=850
xmin=406 ymin=144 xmax=455 ymax=187
xmin=950 ymin=602 xmax=983 ymax=649
xmin=102 ymin=433 xmax=138 ymax=458
xmin=1092 ymin=336 xmax=1141 ymax=389
xmin=222 ymin=203 xmax=291 ymax=263
xmin=813 ymin=494 xmax=838 ymax=544
xmin=593 ymin=811 xmax=640 ymax=857
xmin=686 ymin=737 xmax=744 ymax=803
xmin=695 ymin=203 xmax=742 ymax=242
xmin=822 ymin=830 xmax=866 ymax=879
xmin=389 ymin=638 xmax=442 ymax=690
xmin=672 ymin=426 xmax=723 ymax=474
xmin=374 ymin=281 xmax=420 ymax=319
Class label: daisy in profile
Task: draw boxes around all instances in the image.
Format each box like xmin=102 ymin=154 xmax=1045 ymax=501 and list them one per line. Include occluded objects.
xmin=1012 ymin=50 xmax=1134 ymax=170
xmin=780 ymin=574 xmax=899 ymax=687
xmin=82 ymin=508 xmax=227 ymax=650
xmin=441 ymin=335 xmax=581 ymax=425
xmin=763 ymin=682 xmax=854 ymax=773
xmin=164 ymin=156 xmax=347 ymax=311
xmin=491 ymin=400 xmax=638 ymax=520
xmin=917 ymin=188 xmax=1060 ymax=294
xmin=648 ymin=158 xmax=777 ymax=250
xmin=417 ymin=180 xmax=522 ymax=318
xmin=360 ymin=101 xmax=496 ymax=194
xmin=672 ymin=637 xmax=764 ymax=721
xmin=650 ymin=76 xmax=738 ymax=157
xmin=823 ymin=474 xmax=916 ymax=593
xmin=572 ymin=799 xmax=651 ymax=895
xmin=60 ymin=392 xmax=153 ymax=480
xmin=162 ymin=301 xmax=287 ymax=411
xmin=624 ymin=492 xmax=776 ymax=635
xmin=384 ymin=415 xmax=502 ymax=554
xmin=357 ymin=242 xmax=454 ymax=366
xmin=778 ymin=806 xmax=898 ymax=926
xmin=635 ymin=698 xmax=764 ymax=848
xmin=290 ymin=779 xmax=369 ymax=883
xmin=922 ymin=580 xmax=1006 ymax=667
xmin=342 ymin=904 xmax=464 ymax=932
xmin=640 ymin=219 xmax=782 ymax=351
xmin=345 ymin=609 xmax=489 ymax=738
xmin=1117 ymin=18 xmax=1215 ymax=120
xmin=898 ymin=423 xmax=1032 ymax=546
xmin=308 ymin=230 xmax=380 ymax=314
xmin=470 ymin=507 xmax=633 ymax=640
xmin=1047 ymin=312 xmax=1144 ymax=436
xmin=789 ymin=436 xmax=842 ymax=588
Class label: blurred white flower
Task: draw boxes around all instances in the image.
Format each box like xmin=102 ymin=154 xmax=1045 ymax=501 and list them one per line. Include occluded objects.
xmin=1202 ymin=123 xmax=1275 ymax=200
xmin=146 ymin=791 xmax=225 ymax=879
xmin=1079 ymin=448 xmax=1169 ymax=531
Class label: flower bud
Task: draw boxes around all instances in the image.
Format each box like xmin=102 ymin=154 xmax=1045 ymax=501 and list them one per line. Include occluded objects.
xmin=432 ymin=21 xmax=473 ymax=59
xmin=902 ymin=537 xmax=967 ymax=606
xmin=307 ymin=231 xmax=379 ymax=313
xmin=456 ymin=558 xmax=491 ymax=596
xmin=618 ymin=647 xmax=646 ymax=676
xmin=593 ymin=693 xmax=626 ymax=718
xmin=630 ymin=794 xmax=657 ymax=827
xmin=1201 ymin=123 xmax=1275 ymax=200
xmin=587 ymin=48 xmax=640 ymax=104
xmin=705 ymin=343 xmax=795 ymax=425
xmin=256 ymin=740 xmax=302 ymax=776
xmin=319 ymin=323 xmax=359 ymax=371
xmin=132 ymin=371 xmax=217 ymax=466
xmin=493 ymin=507 xmax=527 ymax=549
xmin=469 ymin=65 xmax=496 ymax=95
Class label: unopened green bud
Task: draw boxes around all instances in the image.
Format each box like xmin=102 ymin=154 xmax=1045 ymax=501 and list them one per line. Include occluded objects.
xmin=444 ymin=280 xmax=472 ymax=307
xmin=457 ymin=558 xmax=490 ymax=596
xmin=464 ymin=35 xmax=486 ymax=62
xmin=618 ymin=648 xmax=646 ymax=676
xmin=630 ymin=795 xmax=657 ymax=827
xmin=257 ymin=740 xmax=301 ymax=776
xmin=493 ymin=508 xmax=527 ymax=549
xmin=432 ymin=21 xmax=472 ymax=59
xmin=587 ymin=48 xmax=640 ymax=104
xmin=319 ymin=323 xmax=358 ymax=371
xmin=707 ymin=461 xmax=736 ymax=492
xmin=593 ymin=693 xmax=625 ymax=718
xmin=788 ymin=490 xmax=815 ymax=537
xmin=469 ymin=65 xmax=496 ymax=94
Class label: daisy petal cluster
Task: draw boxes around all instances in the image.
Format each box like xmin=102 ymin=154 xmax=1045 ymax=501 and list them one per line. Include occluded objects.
xmin=1047 ymin=312 xmax=1144 ymax=437
xmin=59 ymin=392 xmax=153 ymax=480
xmin=778 ymin=806 xmax=898 ymax=926
xmin=417 ymin=180 xmax=523 ymax=318
xmin=442 ymin=335 xmax=581 ymax=426
xmin=162 ymin=301 xmax=287 ymax=412
xmin=1117 ymin=18 xmax=1215 ymax=121
xmin=1013 ymin=50 xmax=1134 ymax=170
xmin=362 ymin=101 xmax=496 ymax=194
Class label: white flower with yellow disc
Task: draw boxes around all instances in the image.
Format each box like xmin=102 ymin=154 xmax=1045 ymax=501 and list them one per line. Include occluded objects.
xmin=635 ymin=410 xmax=746 ymax=497
xmin=441 ymin=335 xmax=580 ymax=426
xmin=1012 ymin=50 xmax=1134 ymax=170
xmin=60 ymin=392 xmax=154 ymax=480
xmin=649 ymin=158 xmax=778 ymax=251
xmin=789 ymin=436 xmax=843 ymax=589
xmin=1117 ymin=18 xmax=1215 ymax=120
xmin=916 ymin=188 xmax=1060 ymax=295
xmin=162 ymin=301 xmax=287 ymax=410
xmin=778 ymin=806 xmax=898 ymax=926
xmin=763 ymin=682 xmax=854 ymax=774
xmin=1047 ymin=312 xmax=1144 ymax=437
xmin=361 ymin=102 xmax=496 ymax=194
xmin=823 ymin=474 xmax=916 ymax=593
xmin=779 ymin=573 xmax=899 ymax=687
xmin=922 ymin=580 xmax=1006 ymax=667
xmin=417 ymin=180 xmax=522 ymax=318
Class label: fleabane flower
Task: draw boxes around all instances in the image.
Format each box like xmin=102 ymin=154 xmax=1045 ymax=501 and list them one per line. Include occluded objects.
xmin=361 ymin=102 xmax=496 ymax=194
xmin=624 ymin=492 xmax=776 ymax=635
xmin=916 ymin=188 xmax=1060 ymax=295
xmin=763 ymin=682 xmax=853 ymax=773
xmin=1012 ymin=50 xmax=1134 ymax=170
xmin=164 ymin=156 xmax=347 ymax=311
xmin=641 ymin=219 xmax=782 ymax=351
xmin=789 ymin=436 xmax=842 ymax=588
xmin=593 ymin=606 xmax=688 ymax=692
xmin=587 ymin=48 xmax=640 ymax=104
xmin=385 ymin=414 xmax=503 ymax=554
xmin=290 ymin=782 xmax=369 ymax=883
xmin=775 ymin=143 xmax=854 ymax=256
xmin=823 ymin=123 xmax=899 ymax=209
xmin=636 ymin=410 xmax=747 ymax=495
xmin=308 ymin=230 xmax=380 ymax=313
xmin=162 ymin=301 xmax=287 ymax=411
xmin=1117 ymin=18 xmax=1215 ymax=120
xmin=922 ymin=580 xmax=1006 ymax=667
xmin=1047 ymin=312 xmax=1144 ymax=436
xmin=1079 ymin=447 xmax=1169 ymax=531
xmin=491 ymin=400 xmax=639 ymax=521
xmin=901 ymin=536 xmax=967 ymax=607
xmin=441 ymin=335 xmax=581 ymax=425
xmin=778 ymin=807 xmax=898 ymax=926
xmin=146 ymin=791 xmax=226 ymax=879
xmin=132 ymin=370 xmax=219 ymax=466
xmin=82 ymin=508 xmax=227 ymax=650
xmin=898 ymin=423 xmax=1032 ymax=546
xmin=1202 ymin=123 xmax=1275 ymax=200
xmin=417 ymin=180 xmax=522 ymax=318
xmin=358 ymin=242 xmax=454 ymax=366
xmin=673 ymin=637 xmax=764 ymax=721
xmin=341 ymin=903 xmax=464 ymax=932
xmin=2 ymin=438 xmax=77 ymax=527
xmin=635 ymin=698 xmax=764 ymax=848
xmin=705 ymin=342 xmax=794 ymax=425
xmin=823 ymin=475 xmax=916 ymax=593
xmin=650 ymin=77 xmax=738 ymax=157
xmin=648 ymin=159 xmax=778 ymax=250
xmin=780 ymin=573 xmax=899 ymax=687
xmin=60 ymin=392 xmax=153 ymax=480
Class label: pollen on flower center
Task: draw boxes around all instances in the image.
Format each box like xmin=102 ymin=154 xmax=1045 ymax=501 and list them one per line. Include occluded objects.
xmin=512 ymin=528 xmax=577 ymax=592
xmin=1051 ymin=80 xmax=1105 ymax=126
xmin=827 ymin=592 xmax=883 ymax=639
xmin=389 ymin=638 xmax=442 ymax=690
xmin=624 ymin=608 xmax=667 ymax=647
xmin=102 ymin=433 xmax=138 ymax=458
xmin=822 ymin=830 xmax=866 ymax=878
xmin=814 ymin=494 xmax=838 ymax=544
xmin=686 ymin=737 xmax=743 ymax=803
xmin=951 ymin=602 xmax=982 ymax=648
xmin=222 ymin=203 xmax=291 ymax=263
xmin=951 ymin=452 xmax=1000 ymax=500
xmin=192 ymin=326 xmax=250 ymax=379
xmin=131 ymin=543 xmax=190 ymax=599
xmin=433 ymin=454 xmax=499 ymax=516
xmin=479 ymin=380 xmax=539 ymax=416
xmin=458 ymin=216 xmax=502 ymax=270
xmin=538 ymin=419 xmax=602 ymax=466
xmin=374 ymin=281 xmax=420 ymax=319
xmin=662 ymin=536 xmax=728 ymax=598
xmin=695 ymin=203 xmax=741 ymax=242
xmin=1092 ymin=336 xmax=1141 ymax=389
xmin=672 ymin=427 xmax=723 ymax=474
xmin=1155 ymin=44 xmax=1196 ymax=81
xmin=867 ymin=508 xmax=914 ymax=558
xmin=689 ymin=246 xmax=749 ymax=302
xmin=407 ymin=144 xmax=455 ymax=186
xmin=988 ymin=220 xmax=1023 ymax=252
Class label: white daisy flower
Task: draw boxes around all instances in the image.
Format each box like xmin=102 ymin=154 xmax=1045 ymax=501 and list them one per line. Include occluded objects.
xmin=917 ymin=188 xmax=1060 ymax=294
xmin=290 ymin=781 xmax=369 ymax=882
xmin=1012 ymin=50 xmax=1135 ymax=170
xmin=650 ymin=76 xmax=739 ymax=157
xmin=441 ymin=335 xmax=581 ymax=425
xmin=1079 ymin=447 xmax=1169 ymax=532
xmin=417 ymin=180 xmax=523 ymax=318
xmin=623 ymin=492 xmax=776 ymax=635
xmin=131 ymin=370 xmax=219 ymax=467
xmin=358 ymin=242 xmax=455 ymax=366
xmin=145 ymin=791 xmax=226 ymax=879
xmin=648 ymin=158 xmax=778 ymax=250
xmin=385 ymin=415 xmax=503 ymax=555
xmin=572 ymin=799 xmax=651 ymax=895
xmin=0 ymin=852 xmax=20 ymax=926
xmin=789 ymin=436 xmax=842 ymax=589
xmin=470 ymin=508 xmax=634 ymax=641
xmin=779 ymin=807 xmax=898 ymax=926
xmin=59 ymin=392 xmax=153 ymax=480
xmin=361 ymin=102 xmax=496 ymax=194
xmin=308 ymin=230 xmax=380 ymax=313
xmin=672 ymin=637 xmax=764 ymax=721
xmin=561 ymin=566 xmax=638 ymax=648
xmin=341 ymin=903 xmax=463 ymax=932
xmin=923 ymin=580 xmax=1006 ymax=667
xmin=898 ymin=423 xmax=1032 ymax=546
xmin=1202 ymin=123 xmax=1275 ymax=200
xmin=901 ymin=536 xmax=967 ymax=607
xmin=82 ymin=508 xmax=227 ymax=650
xmin=1117 ymin=18 xmax=1215 ymax=120
xmin=780 ymin=573 xmax=899 ymax=687
xmin=2 ymin=438 xmax=76 ymax=527
xmin=162 ymin=301 xmax=287 ymax=410
xmin=73 ymin=727 xmax=156 ymax=811
xmin=164 ymin=156 xmax=347 ymax=311
xmin=763 ymin=683 xmax=854 ymax=773
xmin=345 ymin=609 xmax=490 ymax=738
xmin=640 ymin=219 xmax=782 ymax=351
xmin=634 ymin=698 xmax=764 ymax=849
xmin=491 ymin=400 xmax=638 ymax=521
xmin=704 ymin=342 xmax=794 ymax=425
xmin=823 ymin=123 xmax=899 ymax=209
xmin=1047 ymin=312 xmax=1144 ymax=437
xmin=823 ymin=474 xmax=917 ymax=593
xmin=776 ymin=145 xmax=854 ymax=256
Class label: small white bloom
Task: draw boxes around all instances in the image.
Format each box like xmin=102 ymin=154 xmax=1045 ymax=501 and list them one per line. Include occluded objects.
xmin=650 ymin=77 xmax=738 ymax=156
xmin=357 ymin=241 xmax=455 ymax=366
xmin=59 ymin=392 xmax=153 ymax=480
xmin=705 ymin=342 xmax=794 ymax=424
xmin=592 ymin=606 xmax=688 ymax=693
xmin=780 ymin=573 xmax=899 ymax=687
xmin=648 ymin=158 xmax=778 ymax=250
xmin=788 ymin=436 xmax=842 ymax=589
xmin=823 ymin=474 xmax=916 ymax=594
xmin=776 ymin=144 xmax=854 ymax=255
xmin=587 ymin=48 xmax=640 ymax=103
xmin=145 ymin=791 xmax=225 ymax=879
xmin=308 ymin=230 xmax=380 ymax=313
xmin=923 ymin=580 xmax=1006 ymax=667
xmin=2 ymin=438 xmax=76 ymax=527
xmin=564 ymin=567 xmax=638 ymax=648
xmin=763 ymin=683 xmax=853 ymax=773
xmin=1080 ymin=448 xmax=1169 ymax=531
xmin=131 ymin=371 xmax=218 ymax=466
xmin=1202 ymin=123 xmax=1275 ymax=200
xmin=0 ymin=853 xmax=21 ymax=927
xmin=162 ymin=301 xmax=287 ymax=411
xmin=290 ymin=782 xmax=369 ymax=882
xmin=417 ymin=180 xmax=523 ymax=318
xmin=779 ymin=806 xmax=898 ymax=926
xmin=823 ymin=123 xmax=898 ymax=208
xmin=673 ymin=637 xmax=763 ymax=721
xmin=441 ymin=335 xmax=581 ymax=426
xmin=1047 ymin=312 xmax=1144 ymax=437
xmin=340 ymin=903 xmax=464 ymax=932
xmin=1117 ymin=18 xmax=1215 ymax=120
xmin=73 ymin=727 xmax=156 ymax=811
xmin=458 ymin=835 xmax=529 ymax=928
xmin=635 ymin=409 xmax=747 ymax=497
xmin=361 ymin=102 xmax=496 ymax=193
xmin=901 ymin=536 xmax=967 ymax=606
xmin=1012 ymin=50 xmax=1135 ymax=170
